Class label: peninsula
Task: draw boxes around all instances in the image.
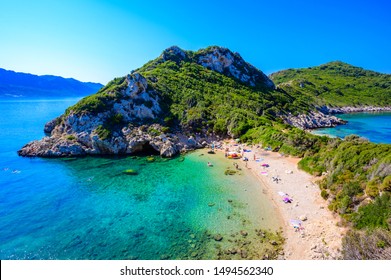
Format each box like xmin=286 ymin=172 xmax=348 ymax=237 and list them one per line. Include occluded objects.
xmin=17 ymin=46 xmax=391 ymax=259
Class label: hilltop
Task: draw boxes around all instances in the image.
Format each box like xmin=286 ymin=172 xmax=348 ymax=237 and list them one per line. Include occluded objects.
xmin=0 ymin=68 xmax=103 ymax=99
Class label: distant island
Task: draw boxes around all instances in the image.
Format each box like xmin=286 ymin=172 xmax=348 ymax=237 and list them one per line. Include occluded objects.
xmin=0 ymin=68 xmax=103 ymax=99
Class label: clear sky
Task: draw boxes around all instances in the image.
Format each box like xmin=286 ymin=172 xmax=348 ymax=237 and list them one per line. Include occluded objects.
xmin=1 ymin=0 xmax=390 ymax=84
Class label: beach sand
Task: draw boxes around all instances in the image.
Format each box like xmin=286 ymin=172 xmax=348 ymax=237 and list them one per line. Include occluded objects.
xmin=220 ymin=144 xmax=346 ymax=259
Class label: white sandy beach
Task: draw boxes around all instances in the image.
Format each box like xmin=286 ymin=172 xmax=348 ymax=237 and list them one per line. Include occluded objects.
xmin=220 ymin=143 xmax=346 ymax=260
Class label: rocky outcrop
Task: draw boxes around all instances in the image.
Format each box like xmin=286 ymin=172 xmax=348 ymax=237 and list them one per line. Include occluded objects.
xmin=18 ymin=71 xmax=174 ymax=157
xmin=18 ymin=137 xmax=87 ymax=157
xmin=18 ymin=123 xmax=212 ymax=158
xmin=196 ymin=47 xmax=275 ymax=89
xmin=283 ymin=105 xmax=391 ymax=130
xmin=318 ymin=105 xmax=391 ymax=114
xmin=160 ymin=46 xmax=275 ymax=90
xmin=44 ymin=117 xmax=60 ymax=134
xmin=161 ymin=46 xmax=188 ymax=63
xmin=282 ymin=111 xmax=347 ymax=129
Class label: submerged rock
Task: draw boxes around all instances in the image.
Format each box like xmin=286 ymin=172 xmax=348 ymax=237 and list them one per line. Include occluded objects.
xmin=123 ymin=169 xmax=138 ymax=175
xmin=213 ymin=234 xmax=223 ymax=242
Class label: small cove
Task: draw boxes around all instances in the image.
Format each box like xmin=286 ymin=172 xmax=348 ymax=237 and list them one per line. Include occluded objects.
xmin=0 ymin=99 xmax=282 ymax=259
xmin=312 ymin=111 xmax=391 ymax=144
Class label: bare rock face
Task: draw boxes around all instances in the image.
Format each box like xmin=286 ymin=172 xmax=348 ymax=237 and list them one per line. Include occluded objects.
xmin=197 ymin=47 xmax=275 ymax=89
xmin=113 ymin=74 xmax=161 ymax=122
xmin=18 ymin=137 xmax=86 ymax=157
xmin=160 ymin=46 xmax=275 ymax=89
xmin=159 ymin=140 xmax=179 ymax=157
xmin=282 ymin=111 xmax=347 ymax=129
xmin=44 ymin=117 xmax=60 ymax=134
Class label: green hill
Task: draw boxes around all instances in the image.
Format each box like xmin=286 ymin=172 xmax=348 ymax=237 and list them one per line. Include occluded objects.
xmin=270 ymin=61 xmax=391 ymax=107
xmin=66 ymin=46 xmax=298 ymax=138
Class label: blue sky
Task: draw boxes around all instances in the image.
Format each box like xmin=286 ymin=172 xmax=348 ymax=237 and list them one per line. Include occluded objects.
xmin=1 ymin=0 xmax=390 ymax=84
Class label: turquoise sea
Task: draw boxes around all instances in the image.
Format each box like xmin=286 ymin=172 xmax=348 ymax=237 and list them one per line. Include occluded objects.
xmin=0 ymin=99 xmax=281 ymax=260
xmin=313 ymin=112 xmax=391 ymax=144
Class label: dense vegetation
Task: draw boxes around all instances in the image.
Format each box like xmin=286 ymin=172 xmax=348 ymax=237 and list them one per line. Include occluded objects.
xmin=141 ymin=60 xmax=293 ymax=137
xmin=270 ymin=61 xmax=391 ymax=107
xmin=62 ymin=47 xmax=391 ymax=258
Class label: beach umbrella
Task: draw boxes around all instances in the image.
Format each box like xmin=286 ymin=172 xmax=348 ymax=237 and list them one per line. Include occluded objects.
xmin=289 ymin=219 xmax=302 ymax=228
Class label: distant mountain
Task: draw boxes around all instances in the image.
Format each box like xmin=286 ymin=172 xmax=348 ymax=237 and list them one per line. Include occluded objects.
xmin=0 ymin=68 xmax=103 ymax=99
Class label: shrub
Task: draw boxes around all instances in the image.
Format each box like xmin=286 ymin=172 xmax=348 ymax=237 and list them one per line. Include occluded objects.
xmin=352 ymin=193 xmax=391 ymax=230
xmin=95 ymin=125 xmax=111 ymax=140
xmin=382 ymin=175 xmax=391 ymax=192
xmin=66 ymin=135 xmax=76 ymax=141
xmin=107 ymin=113 xmax=123 ymax=126
xmin=321 ymin=190 xmax=329 ymax=200
xmin=366 ymin=179 xmax=380 ymax=198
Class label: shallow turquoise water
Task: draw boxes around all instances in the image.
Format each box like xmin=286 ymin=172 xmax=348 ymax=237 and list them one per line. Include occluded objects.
xmin=0 ymin=99 xmax=280 ymax=260
xmin=312 ymin=112 xmax=391 ymax=144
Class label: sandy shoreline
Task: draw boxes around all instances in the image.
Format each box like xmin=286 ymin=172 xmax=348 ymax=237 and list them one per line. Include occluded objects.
xmin=219 ymin=144 xmax=346 ymax=259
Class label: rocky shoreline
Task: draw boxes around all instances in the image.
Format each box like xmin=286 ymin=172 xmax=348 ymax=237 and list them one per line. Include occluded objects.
xmin=18 ymin=122 xmax=219 ymax=158
xmin=282 ymin=111 xmax=347 ymax=130
xmin=282 ymin=106 xmax=391 ymax=130
xmin=318 ymin=105 xmax=391 ymax=114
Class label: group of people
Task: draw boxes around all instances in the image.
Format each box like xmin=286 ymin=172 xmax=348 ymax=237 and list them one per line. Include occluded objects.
xmin=272 ymin=176 xmax=281 ymax=184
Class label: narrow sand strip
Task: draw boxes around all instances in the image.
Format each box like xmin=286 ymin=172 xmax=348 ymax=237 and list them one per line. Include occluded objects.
xmin=221 ymin=145 xmax=346 ymax=259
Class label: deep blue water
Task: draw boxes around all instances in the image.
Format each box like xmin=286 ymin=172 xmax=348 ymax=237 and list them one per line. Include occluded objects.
xmin=313 ymin=112 xmax=391 ymax=144
xmin=0 ymin=99 xmax=280 ymax=260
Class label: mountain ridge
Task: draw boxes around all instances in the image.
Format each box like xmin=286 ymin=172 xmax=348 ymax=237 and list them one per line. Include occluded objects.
xmin=0 ymin=68 xmax=103 ymax=99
